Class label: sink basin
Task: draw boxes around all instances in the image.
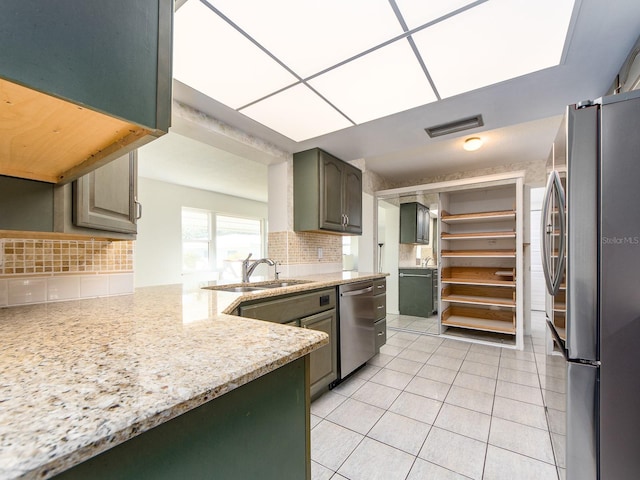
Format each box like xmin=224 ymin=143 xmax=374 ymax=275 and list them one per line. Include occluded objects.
xmin=254 ymin=281 xmax=311 ymax=288
xmin=203 ymin=280 xmax=311 ymax=293
xmin=204 ymin=286 xmax=264 ymax=293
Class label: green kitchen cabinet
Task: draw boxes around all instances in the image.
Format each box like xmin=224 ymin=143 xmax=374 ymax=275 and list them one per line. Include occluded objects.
xmin=71 ymin=151 xmax=139 ymax=234
xmin=400 ymin=202 xmax=430 ymax=244
xmin=0 ymin=0 xmax=172 ymax=184
xmin=374 ymin=278 xmax=387 ymax=352
xmin=399 ymin=268 xmax=435 ymax=317
xmin=54 ymin=357 xmax=312 ymax=480
xmin=0 ymin=152 xmax=139 ymax=239
xmin=301 ymin=309 xmax=338 ymax=399
xmin=294 ymin=148 xmax=362 ymax=235
xmin=239 ymin=288 xmax=338 ymax=399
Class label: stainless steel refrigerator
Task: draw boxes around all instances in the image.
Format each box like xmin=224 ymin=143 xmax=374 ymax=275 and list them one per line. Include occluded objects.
xmin=541 ymin=89 xmax=640 ymax=480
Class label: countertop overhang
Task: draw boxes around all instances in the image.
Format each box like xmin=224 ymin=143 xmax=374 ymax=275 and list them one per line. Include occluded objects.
xmin=0 ymin=271 xmax=386 ymax=479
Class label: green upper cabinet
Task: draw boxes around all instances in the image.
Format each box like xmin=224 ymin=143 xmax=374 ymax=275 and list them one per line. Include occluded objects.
xmin=0 ymin=152 xmax=139 ymax=239
xmin=294 ymin=148 xmax=362 ymax=235
xmin=400 ymin=202 xmax=430 ymax=244
xmin=72 ymin=151 xmax=139 ymax=235
xmin=0 ymin=0 xmax=172 ymax=184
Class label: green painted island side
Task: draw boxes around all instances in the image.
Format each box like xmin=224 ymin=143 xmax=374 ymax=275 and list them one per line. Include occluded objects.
xmin=54 ymin=357 xmax=311 ymax=480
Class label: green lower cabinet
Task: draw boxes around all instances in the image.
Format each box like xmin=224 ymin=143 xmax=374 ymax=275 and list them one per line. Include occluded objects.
xmin=399 ymin=269 xmax=434 ymax=317
xmin=55 ymin=357 xmax=311 ymax=480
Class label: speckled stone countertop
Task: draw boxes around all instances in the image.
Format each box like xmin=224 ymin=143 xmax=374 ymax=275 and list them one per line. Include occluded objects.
xmin=0 ymin=272 xmax=386 ymax=480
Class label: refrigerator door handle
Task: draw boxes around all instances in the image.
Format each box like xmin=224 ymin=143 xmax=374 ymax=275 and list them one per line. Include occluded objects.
xmin=540 ymin=170 xmax=566 ymax=295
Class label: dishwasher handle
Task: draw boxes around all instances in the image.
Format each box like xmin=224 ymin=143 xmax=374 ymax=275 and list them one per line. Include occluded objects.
xmin=340 ymin=286 xmax=374 ymax=297
xmin=399 ymin=273 xmax=431 ymax=278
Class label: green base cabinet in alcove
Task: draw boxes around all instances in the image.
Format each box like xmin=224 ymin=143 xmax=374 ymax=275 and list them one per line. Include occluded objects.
xmin=399 ymin=268 xmax=435 ymax=317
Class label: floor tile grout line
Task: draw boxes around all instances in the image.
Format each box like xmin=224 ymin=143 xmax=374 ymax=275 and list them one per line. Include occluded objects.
xmin=314 ymin=316 xmax=560 ymax=479
xmin=531 ymin=332 xmax=563 ymax=480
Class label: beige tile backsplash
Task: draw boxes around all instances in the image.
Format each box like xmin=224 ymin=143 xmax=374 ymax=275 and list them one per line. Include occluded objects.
xmin=0 ymin=239 xmax=134 ymax=276
xmin=268 ymin=231 xmax=342 ymax=265
xmin=0 ymin=239 xmax=135 ymax=307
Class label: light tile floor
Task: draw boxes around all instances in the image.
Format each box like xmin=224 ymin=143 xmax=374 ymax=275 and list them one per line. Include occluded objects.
xmin=310 ymin=311 xmax=567 ymax=480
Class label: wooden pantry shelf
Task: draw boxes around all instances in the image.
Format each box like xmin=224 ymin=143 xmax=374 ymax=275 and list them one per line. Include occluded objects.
xmin=441 ymin=249 xmax=516 ymax=258
xmin=442 ymin=284 xmax=515 ymax=308
xmin=441 ymin=267 xmax=515 ymax=287
xmin=440 ymin=210 xmax=516 ymax=224
xmin=441 ymin=306 xmax=516 ymax=335
xmin=442 ymin=294 xmax=516 ymax=308
xmin=440 ymin=230 xmax=516 ymax=240
xmin=553 ymin=302 xmax=566 ymax=312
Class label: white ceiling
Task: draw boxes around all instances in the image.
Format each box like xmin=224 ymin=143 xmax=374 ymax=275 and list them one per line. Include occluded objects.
xmin=173 ymin=0 xmax=574 ymax=141
xmin=140 ymin=0 xmax=640 ymax=200
xmin=137 ymin=132 xmax=269 ymax=202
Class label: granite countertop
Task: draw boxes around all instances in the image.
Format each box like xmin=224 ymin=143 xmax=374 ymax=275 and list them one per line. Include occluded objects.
xmin=0 ymin=272 xmax=386 ymax=480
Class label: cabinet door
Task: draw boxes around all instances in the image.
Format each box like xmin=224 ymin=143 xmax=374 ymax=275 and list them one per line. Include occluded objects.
xmin=343 ymin=162 xmax=363 ymax=234
xmin=399 ymin=271 xmax=433 ymax=317
xmin=301 ymin=309 xmax=337 ymax=398
xmin=319 ymin=152 xmax=345 ymax=231
xmin=420 ymin=204 xmax=430 ymax=244
xmin=416 ymin=205 xmax=426 ymax=243
xmin=73 ymin=152 xmax=138 ymax=234
xmin=400 ymin=203 xmax=418 ymax=243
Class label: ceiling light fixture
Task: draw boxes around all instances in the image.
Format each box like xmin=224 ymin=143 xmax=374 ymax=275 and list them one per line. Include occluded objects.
xmin=463 ymin=137 xmax=483 ymax=151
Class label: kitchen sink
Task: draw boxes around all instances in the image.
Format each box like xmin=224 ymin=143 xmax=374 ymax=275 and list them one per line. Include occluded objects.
xmin=253 ymin=280 xmax=311 ymax=288
xmin=204 ymin=286 xmax=264 ymax=293
xmin=203 ymin=280 xmax=312 ymax=293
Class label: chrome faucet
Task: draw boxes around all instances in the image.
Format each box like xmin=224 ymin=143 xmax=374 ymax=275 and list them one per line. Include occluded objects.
xmin=422 ymin=256 xmax=432 ymax=267
xmin=241 ymin=253 xmax=276 ymax=282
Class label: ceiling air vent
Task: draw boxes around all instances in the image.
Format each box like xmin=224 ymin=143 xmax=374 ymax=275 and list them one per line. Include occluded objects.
xmin=424 ymin=114 xmax=484 ymax=138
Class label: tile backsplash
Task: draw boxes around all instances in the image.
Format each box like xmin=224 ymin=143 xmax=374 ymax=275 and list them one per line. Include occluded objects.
xmin=0 ymin=239 xmax=133 ymax=275
xmin=0 ymin=239 xmax=134 ymax=307
xmin=267 ymin=231 xmax=343 ymax=277
xmin=268 ymin=231 xmax=342 ymax=265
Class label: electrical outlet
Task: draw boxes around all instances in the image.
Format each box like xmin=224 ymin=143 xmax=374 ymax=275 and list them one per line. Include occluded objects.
xmin=317 ymin=247 xmax=323 ymax=260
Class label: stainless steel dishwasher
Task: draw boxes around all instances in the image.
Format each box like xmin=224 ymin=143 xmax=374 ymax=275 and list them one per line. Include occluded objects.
xmin=338 ymin=280 xmax=376 ymax=379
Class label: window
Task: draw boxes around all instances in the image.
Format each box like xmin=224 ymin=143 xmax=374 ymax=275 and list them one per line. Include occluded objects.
xmin=181 ymin=208 xmax=264 ymax=281
xmin=182 ymin=208 xmax=212 ymax=272
xmin=216 ymin=215 xmax=263 ymax=280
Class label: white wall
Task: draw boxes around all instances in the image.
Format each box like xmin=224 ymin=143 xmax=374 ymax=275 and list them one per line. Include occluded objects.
xmin=529 ymin=187 xmax=545 ymax=311
xmin=378 ymin=200 xmax=400 ymax=314
xmin=357 ymin=192 xmax=375 ymax=273
xmin=135 ymin=177 xmax=268 ymax=287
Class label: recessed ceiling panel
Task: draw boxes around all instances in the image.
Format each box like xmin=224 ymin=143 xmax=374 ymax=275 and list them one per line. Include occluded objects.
xmin=394 ymin=0 xmax=480 ymax=29
xmin=309 ymin=40 xmax=438 ymax=125
xmin=412 ymin=0 xmax=575 ymax=98
xmin=173 ymin=0 xmax=298 ymax=109
xmin=208 ymin=0 xmax=404 ymax=78
xmin=240 ymin=84 xmax=353 ymax=142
